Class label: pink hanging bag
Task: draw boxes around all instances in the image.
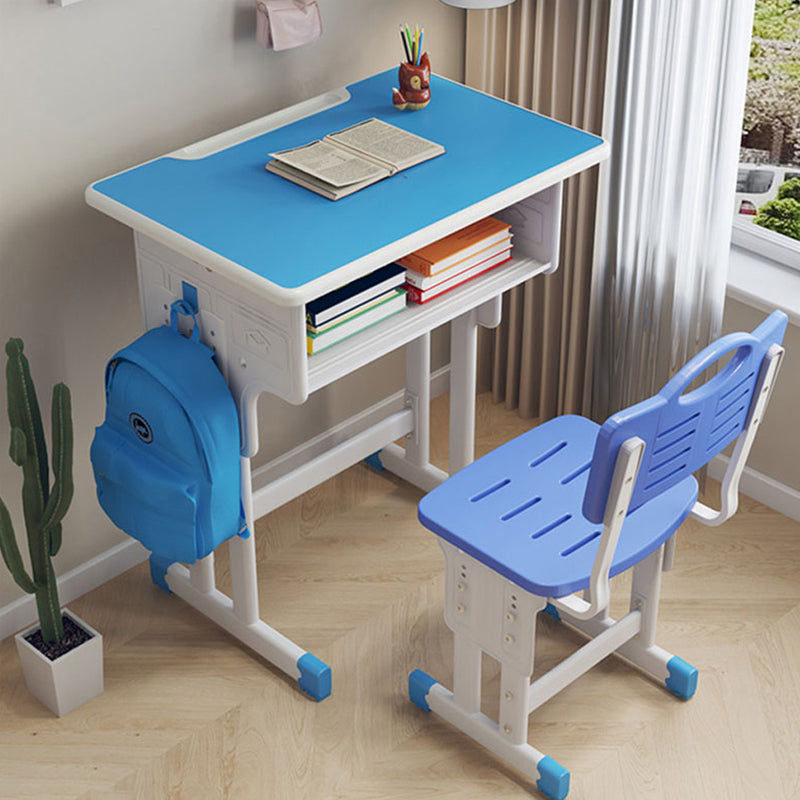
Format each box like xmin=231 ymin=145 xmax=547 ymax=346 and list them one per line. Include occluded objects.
xmin=256 ymin=0 xmax=322 ymax=51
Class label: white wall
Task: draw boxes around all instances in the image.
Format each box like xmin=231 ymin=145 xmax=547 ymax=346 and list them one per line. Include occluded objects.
xmin=721 ymin=297 xmax=800 ymax=492
xmin=0 ymin=0 xmax=465 ymax=608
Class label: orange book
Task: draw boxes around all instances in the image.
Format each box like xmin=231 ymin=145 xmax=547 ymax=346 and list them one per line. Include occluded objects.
xmin=396 ymin=217 xmax=512 ymax=277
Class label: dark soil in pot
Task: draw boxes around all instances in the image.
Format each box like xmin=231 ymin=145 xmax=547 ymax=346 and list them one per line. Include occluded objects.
xmin=24 ymin=616 xmax=93 ymax=661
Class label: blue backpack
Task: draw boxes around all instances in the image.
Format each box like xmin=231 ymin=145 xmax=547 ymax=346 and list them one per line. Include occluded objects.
xmin=90 ymin=300 xmax=248 ymax=588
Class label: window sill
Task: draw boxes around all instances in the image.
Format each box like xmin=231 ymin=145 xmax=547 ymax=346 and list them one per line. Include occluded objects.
xmin=727 ymin=243 xmax=800 ymax=327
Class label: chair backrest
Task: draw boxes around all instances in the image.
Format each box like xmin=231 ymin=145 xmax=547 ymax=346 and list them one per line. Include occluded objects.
xmin=582 ymin=310 xmax=788 ymax=524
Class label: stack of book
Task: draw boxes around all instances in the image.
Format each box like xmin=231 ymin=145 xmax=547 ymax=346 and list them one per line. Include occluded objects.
xmin=396 ymin=216 xmax=513 ymax=304
xmin=306 ymin=263 xmax=407 ymax=355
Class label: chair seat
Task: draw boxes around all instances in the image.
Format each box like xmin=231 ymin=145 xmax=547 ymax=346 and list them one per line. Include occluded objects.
xmin=419 ymin=415 xmax=699 ymax=597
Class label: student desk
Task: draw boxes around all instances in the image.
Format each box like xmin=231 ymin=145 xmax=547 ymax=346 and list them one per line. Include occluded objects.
xmin=86 ymin=69 xmax=607 ymax=700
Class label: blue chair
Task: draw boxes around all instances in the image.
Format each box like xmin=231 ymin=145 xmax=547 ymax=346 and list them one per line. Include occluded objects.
xmin=409 ymin=311 xmax=787 ymax=800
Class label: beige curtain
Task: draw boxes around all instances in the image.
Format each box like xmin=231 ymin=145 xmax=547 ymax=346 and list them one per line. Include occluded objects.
xmin=466 ymin=0 xmax=611 ymax=419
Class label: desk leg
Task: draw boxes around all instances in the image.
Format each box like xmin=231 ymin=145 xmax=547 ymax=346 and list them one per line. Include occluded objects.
xmin=378 ymin=332 xmax=449 ymax=491
xmin=163 ymin=401 xmax=332 ymax=701
xmin=190 ymin=554 xmax=215 ymax=593
xmin=229 ymin=456 xmax=259 ymax=625
xmin=449 ymin=309 xmax=479 ymax=474
xmin=404 ymin=332 xmax=431 ymax=468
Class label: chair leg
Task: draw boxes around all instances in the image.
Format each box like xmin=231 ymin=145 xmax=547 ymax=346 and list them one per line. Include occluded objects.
xmin=550 ymin=543 xmax=698 ymax=699
xmin=499 ymin=664 xmax=531 ymax=745
xmin=410 ymin=544 xmax=571 ymax=799
xmin=453 ymin=632 xmax=481 ymax=713
xmin=410 ymin=669 xmax=570 ymax=799
xmin=630 ymin=542 xmax=698 ymax=698
xmin=630 ymin=540 xmax=665 ymax=647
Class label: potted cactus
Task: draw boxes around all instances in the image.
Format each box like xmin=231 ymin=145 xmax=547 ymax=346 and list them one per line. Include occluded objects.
xmin=0 ymin=339 xmax=103 ymax=716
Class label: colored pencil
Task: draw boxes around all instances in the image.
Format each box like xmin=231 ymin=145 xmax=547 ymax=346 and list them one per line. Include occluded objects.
xmin=417 ymin=28 xmax=424 ymax=64
xmin=404 ymin=24 xmax=414 ymax=62
xmin=400 ymin=26 xmax=411 ymax=62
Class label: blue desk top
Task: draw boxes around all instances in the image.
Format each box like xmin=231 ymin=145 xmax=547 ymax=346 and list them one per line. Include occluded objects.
xmin=89 ymin=70 xmax=604 ymax=300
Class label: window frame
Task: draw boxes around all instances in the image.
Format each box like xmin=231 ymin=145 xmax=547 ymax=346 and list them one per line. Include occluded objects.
xmin=731 ymin=217 xmax=800 ymax=273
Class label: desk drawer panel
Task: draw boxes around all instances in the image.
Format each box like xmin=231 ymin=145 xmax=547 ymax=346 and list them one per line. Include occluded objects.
xmin=134 ymin=234 xmax=307 ymax=406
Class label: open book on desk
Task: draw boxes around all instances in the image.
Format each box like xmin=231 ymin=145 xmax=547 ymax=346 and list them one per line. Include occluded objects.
xmin=265 ymin=118 xmax=445 ymax=200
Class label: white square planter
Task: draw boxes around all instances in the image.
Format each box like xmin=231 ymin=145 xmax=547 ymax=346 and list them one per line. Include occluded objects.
xmin=14 ymin=609 xmax=103 ymax=717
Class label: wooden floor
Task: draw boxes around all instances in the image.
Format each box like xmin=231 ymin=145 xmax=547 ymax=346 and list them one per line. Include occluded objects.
xmin=1 ymin=392 xmax=799 ymax=800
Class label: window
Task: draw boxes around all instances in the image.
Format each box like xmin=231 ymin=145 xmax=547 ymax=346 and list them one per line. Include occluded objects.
xmin=737 ymin=168 xmax=775 ymax=194
xmin=733 ymin=0 xmax=800 ymax=271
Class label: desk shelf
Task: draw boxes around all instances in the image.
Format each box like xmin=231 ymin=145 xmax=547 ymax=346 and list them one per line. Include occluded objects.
xmin=306 ymin=255 xmax=550 ymax=393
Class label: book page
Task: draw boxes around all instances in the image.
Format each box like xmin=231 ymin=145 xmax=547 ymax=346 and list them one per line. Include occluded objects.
xmin=327 ymin=118 xmax=444 ymax=171
xmin=270 ymin=141 xmax=390 ymax=188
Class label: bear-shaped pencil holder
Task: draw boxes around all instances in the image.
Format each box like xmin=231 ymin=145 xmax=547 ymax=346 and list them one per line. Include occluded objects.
xmin=393 ymin=53 xmax=431 ymax=111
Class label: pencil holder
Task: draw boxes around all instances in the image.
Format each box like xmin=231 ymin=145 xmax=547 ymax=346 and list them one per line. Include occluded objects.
xmin=393 ymin=53 xmax=431 ymax=111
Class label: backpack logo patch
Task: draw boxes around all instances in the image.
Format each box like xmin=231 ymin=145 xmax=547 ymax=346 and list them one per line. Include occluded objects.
xmin=129 ymin=412 xmax=153 ymax=444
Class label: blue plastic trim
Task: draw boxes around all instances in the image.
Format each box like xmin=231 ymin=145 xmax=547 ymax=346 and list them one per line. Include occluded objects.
xmin=409 ymin=669 xmax=437 ymax=712
xmin=181 ymin=281 xmax=199 ymax=314
xmin=297 ymin=653 xmax=332 ymax=701
xmin=365 ymin=451 xmax=385 ymax=471
xmin=536 ymin=756 xmax=570 ymax=800
xmin=666 ymin=656 xmax=698 ymax=699
xmin=149 ymin=554 xmax=173 ymax=593
xmin=544 ymin=602 xmax=561 ymax=621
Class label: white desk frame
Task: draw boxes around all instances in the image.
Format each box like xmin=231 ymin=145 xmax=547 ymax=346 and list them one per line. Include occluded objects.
xmin=87 ymin=84 xmax=607 ymax=700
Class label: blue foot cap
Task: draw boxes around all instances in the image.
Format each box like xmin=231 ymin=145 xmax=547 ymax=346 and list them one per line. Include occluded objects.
xmin=536 ymin=756 xmax=569 ymax=800
xmin=149 ymin=555 xmax=173 ymax=594
xmin=544 ymin=602 xmax=561 ymax=621
xmin=364 ymin=451 xmax=385 ymax=471
xmin=409 ymin=668 xmax=437 ymax=713
xmin=537 ymin=756 xmax=570 ymax=800
xmin=297 ymin=653 xmax=332 ymax=702
xmin=666 ymin=656 xmax=698 ymax=700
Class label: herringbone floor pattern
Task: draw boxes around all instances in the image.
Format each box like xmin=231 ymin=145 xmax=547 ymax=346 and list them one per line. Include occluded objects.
xmin=1 ymin=393 xmax=798 ymax=800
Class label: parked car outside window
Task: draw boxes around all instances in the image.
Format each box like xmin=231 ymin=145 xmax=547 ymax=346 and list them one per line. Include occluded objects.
xmin=735 ymin=164 xmax=800 ymax=219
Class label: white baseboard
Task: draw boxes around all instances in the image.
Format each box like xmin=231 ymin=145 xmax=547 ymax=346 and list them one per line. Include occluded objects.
xmin=708 ymin=455 xmax=800 ymax=523
xmin=0 ymin=366 xmax=453 ymax=642
xmin=0 ymin=539 xmax=149 ymax=641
